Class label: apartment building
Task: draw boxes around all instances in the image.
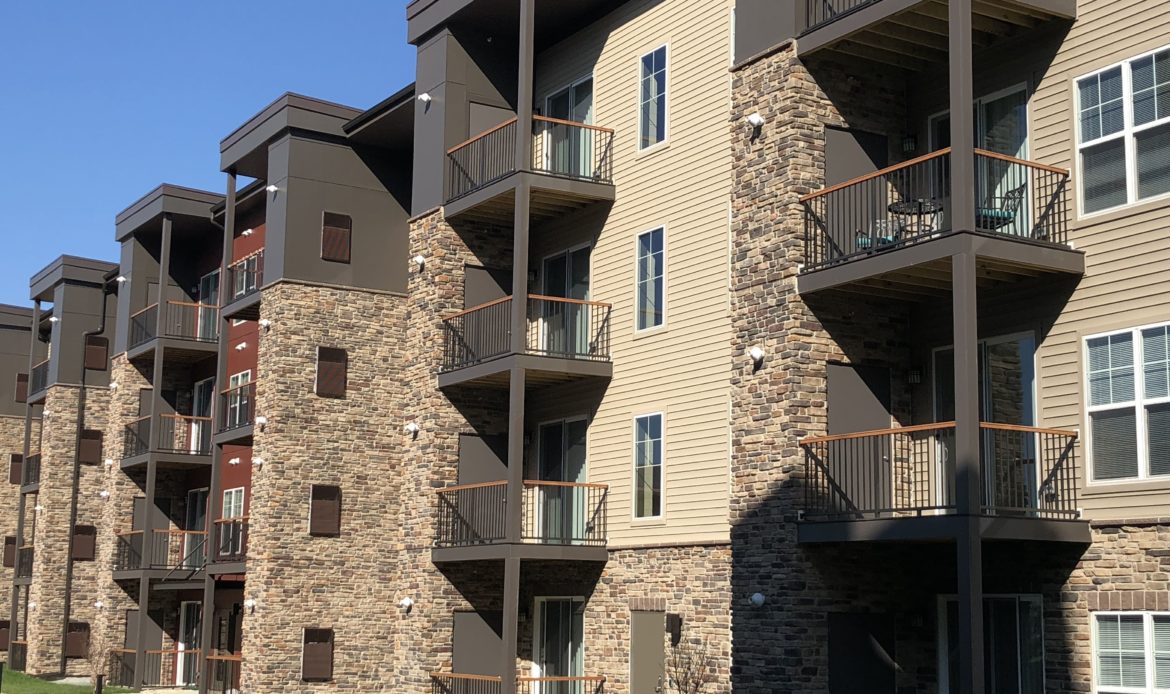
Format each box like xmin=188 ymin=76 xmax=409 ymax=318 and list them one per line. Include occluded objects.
xmin=7 ymin=256 xmax=118 ymax=676
xmin=727 ymin=0 xmax=1170 ymax=692
xmin=0 ymin=304 xmax=37 ymax=660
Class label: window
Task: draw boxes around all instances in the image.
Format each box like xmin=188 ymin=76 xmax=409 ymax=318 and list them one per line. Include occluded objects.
xmin=8 ymin=454 xmax=21 ymax=485
xmin=633 ymin=413 xmax=663 ymax=519
xmin=226 ymin=371 xmax=252 ymax=429
xmin=1086 ymin=323 xmax=1170 ymax=481
xmin=71 ymin=525 xmax=96 ymax=561
xmin=309 ymin=485 xmax=342 ymax=536
xmin=84 ymin=335 xmax=109 ymax=371
xmin=636 ymin=228 xmax=665 ymax=331
xmin=639 ymin=46 xmax=668 ymax=150
xmin=232 ymin=254 xmax=261 ymax=297
xmin=1094 ymin=613 xmax=1170 ymax=692
xmin=321 ymin=212 xmax=352 ymax=264
xmin=1077 ymin=47 xmax=1170 ymax=214
xmin=222 ymin=487 xmax=245 ymax=519
xmin=302 ymin=628 xmax=334 ymax=681
xmin=315 ymin=347 xmax=348 ymax=398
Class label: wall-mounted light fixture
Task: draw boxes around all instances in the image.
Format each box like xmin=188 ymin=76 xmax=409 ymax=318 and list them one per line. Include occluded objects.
xmin=116 ymin=276 xmax=127 ymax=284
xmin=255 ymin=416 xmax=268 ymax=431
xmin=252 ymin=457 xmax=264 ymax=469
xmin=244 ymin=598 xmax=257 ymax=613
xmin=259 ymin=319 xmax=272 ymax=331
xmin=417 ymin=93 xmax=432 ymax=104
xmin=265 ymin=185 xmax=279 ymax=194
xmin=399 ymin=597 xmax=415 ymax=613
xmin=748 ymin=346 xmax=765 ymax=366
xmin=28 ymin=602 xmax=37 ymax=610
xmin=235 ymin=342 xmax=248 ymax=351
xmin=94 ymin=601 xmax=104 ymax=609
xmin=746 ymin=113 xmax=766 ymax=128
xmin=749 ymin=592 xmax=766 ymax=608
xmin=405 ymin=422 xmax=420 ymax=436
xmin=413 ymin=255 xmax=426 ymax=271
xmin=99 ymin=490 xmax=110 ymax=499
xmin=104 ymin=458 xmax=114 ymax=467
xmin=33 ymin=504 xmax=44 ymax=513
xmin=241 ymin=228 xmax=254 ymax=237
xmin=48 ymin=316 xmax=59 ymax=323
xmin=109 ymin=382 xmax=118 ymax=391
xmin=228 ymin=457 xmax=241 ymax=466
xmin=902 ymin=134 xmax=918 ymax=154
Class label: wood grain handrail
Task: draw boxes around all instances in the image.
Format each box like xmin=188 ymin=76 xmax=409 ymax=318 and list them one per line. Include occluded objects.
xmin=146 ymin=648 xmax=199 ymax=655
xmin=527 ymin=294 xmax=611 ymax=308
xmin=220 ymin=380 xmax=256 ymax=395
xmin=445 ymin=295 xmax=514 ymax=320
xmin=153 ymin=529 xmax=207 ymax=536
xmin=117 ymin=530 xmax=144 ymax=537
xmin=110 ymin=647 xmax=134 ymax=654
xmin=229 ymin=248 xmax=264 ymax=266
xmin=160 ymin=413 xmax=213 ymax=422
xmin=18 ymin=544 xmax=33 ymax=550
xmin=437 ymin=480 xmax=509 ymax=494
xmin=801 ymin=421 xmax=956 ymax=445
xmin=517 ymin=676 xmax=607 ymax=683
xmin=127 ymin=414 xmax=152 ymax=425
xmin=533 ymin=114 xmax=615 ymax=134
xmin=214 ymin=516 xmax=249 ymax=524
xmin=430 ymin=672 xmax=504 ymax=683
xmin=979 ymin=421 xmax=1078 ymax=437
xmin=447 ymin=117 xmax=520 ymax=154
xmin=31 ymin=358 xmax=50 ymax=369
xmin=974 ymin=148 xmax=1069 ymax=175
xmin=167 ymin=300 xmax=219 ymax=309
xmin=800 ymin=147 xmax=952 ymax=203
xmin=207 ymin=653 xmax=243 ymax=662
xmin=524 ymin=479 xmax=609 ymax=490
xmin=131 ymin=303 xmax=160 ymax=318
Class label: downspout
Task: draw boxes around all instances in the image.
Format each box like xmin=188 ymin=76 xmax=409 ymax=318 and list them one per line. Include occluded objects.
xmin=59 ymin=276 xmax=115 ymax=674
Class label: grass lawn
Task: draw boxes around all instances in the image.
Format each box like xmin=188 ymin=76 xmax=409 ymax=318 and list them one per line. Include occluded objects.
xmin=0 ymin=670 xmax=135 ymax=694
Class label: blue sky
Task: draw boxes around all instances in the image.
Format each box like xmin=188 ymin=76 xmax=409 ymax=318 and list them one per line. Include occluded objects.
xmin=0 ymin=2 xmax=416 ymax=306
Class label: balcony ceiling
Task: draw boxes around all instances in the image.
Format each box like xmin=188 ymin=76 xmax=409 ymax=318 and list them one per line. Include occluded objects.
xmin=805 ymin=0 xmax=1073 ymax=72
xmin=436 ymin=0 xmax=629 ymax=53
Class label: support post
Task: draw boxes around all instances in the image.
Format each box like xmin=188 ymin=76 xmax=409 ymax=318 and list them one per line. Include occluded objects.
xmin=150 ymin=216 xmax=172 ymax=451
xmin=515 ymin=0 xmax=535 ymax=172
xmin=510 ymin=182 xmax=531 ymax=355
xmin=949 ymin=0 xmax=976 ymax=232
xmin=952 ymin=250 xmax=983 ymax=694
xmin=9 ymin=300 xmax=40 ymax=663
xmin=133 ymin=460 xmax=157 ymax=688
xmin=501 ymin=556 xmax=521 ymax=694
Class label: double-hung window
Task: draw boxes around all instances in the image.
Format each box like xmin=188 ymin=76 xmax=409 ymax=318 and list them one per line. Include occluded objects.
xmin=1077 ymin=46 xmax=1170 ymax=214
xmin=1086 ymin=322 xmax=1170 ymax=481
xmin=226 ymin=371 xmax=252 ymax=430
xmin=633 ymin=413 xmax=663 ymax=519
xmin=1094 ymin=613 xmax=1170 ymax=692
xmin=233 ymin=254 xmax=261 ymax=298
xmin=639 ymin=46 xmax=668 ymax=150
xmin=636 ymin=228 xmax=665 ymax=330
xmin=219 ymin=487 xmax=246 ymax=557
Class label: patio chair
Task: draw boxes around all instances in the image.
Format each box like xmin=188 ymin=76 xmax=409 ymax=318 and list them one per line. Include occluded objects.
xmin=976 ymin=182 xmax=1027 ymax=231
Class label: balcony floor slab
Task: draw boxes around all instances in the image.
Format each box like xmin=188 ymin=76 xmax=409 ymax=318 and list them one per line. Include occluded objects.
xmin=797 ymin=513 xmax=1090 ymax=544
xmin=432 ymin=542 xmax=609 ymax=564
xmin=439 ymin=352 xmax=612 ymax=389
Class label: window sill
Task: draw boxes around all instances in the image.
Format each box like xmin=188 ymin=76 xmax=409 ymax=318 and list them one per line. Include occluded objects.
xmin=635 ymin=141 xmax=671 ymax=160
xmin=1082 ymin=477 xmax=1170 ymax=497
xmin=632 ymin=324 xmax=668 ymax=340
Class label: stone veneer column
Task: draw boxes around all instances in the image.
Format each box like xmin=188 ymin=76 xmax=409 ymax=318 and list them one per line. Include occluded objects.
xmin=0 ymin=413 xmax=34 ymax=649
xmin=25 ymin=382 xmax=109 ymax=676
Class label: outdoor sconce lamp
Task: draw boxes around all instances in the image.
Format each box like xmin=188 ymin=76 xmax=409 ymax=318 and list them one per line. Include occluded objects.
xmin=49 ymin=316 xmax=59 ymax=323
xmin=666 ymin=614 xmax=683 ymax=646
xmin=241 ymin=228 xmax=254 ymax=237
xmin=265 ymin=185 xmax=279 ymax=194
xmin=104 ymin=458 xmax=114 ymax=467
xmin=749 ymin=592 xmax=766 ymax=608
xmin=259 ymin=319 xmax=272 ymax=331
xmin=34 ymin=504 xmax=44 ymax=513
xmin=902 ymin=134 xmax=918 ymax=154
xmin=28 ymin=602 xmax=36 ymax=610
xmin=244 ymin=599 xmax=257 ymax=613
xmin=94 ymin=601 xmax=104 ymax=610
xmin=417 ymin=93 xmax=432 ymax=104
xmin=399 ymin=597 xmax=415 ymax=613
xmin=116 ymin=276 xmax=127 ymax=284
xmin=413 ymin=255 xmax=426 ymax=271
xmin=109 ymin=382 xmax=118 ymax=391
xmin=99 ymin=490 xmax=110 ymax=499
xmin=235 ymin=341 xmax=248 ymax=351
xmin=252 ymin=457 xmax=264 ymax=469
xmin=405 ymin=422 xmax=421 ymax=438
xmin=255 ymin=416 xmax=268 ymax=431
xmin=746 ymin=112 xmax=765 ymax=128
xmin=228 ymin=457 xmax=241 ymax=466
xmin=748 ymin=346 xmax=765 ymax=366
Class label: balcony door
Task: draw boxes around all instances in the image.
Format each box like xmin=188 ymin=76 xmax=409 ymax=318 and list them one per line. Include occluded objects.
xmin=176 ymin=601 xmax=201 ymax=687
xmin=183 ymin=488 xmax=208 ymax=569
xmin=545 ymin=77 xmax=594 ymax=178
xmin=534 ymin=597 xmax=585 ymax=694
xmin=931 ymin=85 xmax=1030 ymax=235
xmin=198 ymin=270 xmax=219 ymax=340
xmin=933 ymin=332 xmax=1037 ymax=512
xmin=542 ymin=247 xmax=591 ymax=358
xmin=190 ymin=377 xmax=214 ymax=454
xmin=537 ymin=418 xmax=588 ymax=544
xmin=939 ymin=595 xmax=1044 ymax=694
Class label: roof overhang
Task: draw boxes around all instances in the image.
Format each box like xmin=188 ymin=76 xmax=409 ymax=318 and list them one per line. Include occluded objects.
xmin=115 ymin=184 xmax=224 ymax=242
xmin=344 ymin=83 xmax=416 ymax=151
xmin=29 ymin=256 xmax=118 ymax=302
xmin=219 ymin=93 xmax=363 ymax=177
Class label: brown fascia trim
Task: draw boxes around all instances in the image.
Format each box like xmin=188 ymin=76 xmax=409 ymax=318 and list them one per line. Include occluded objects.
xmin=114 ymin=184 xmax=223 ymax=242
xmin=219 ymin=92 xmax=362 ymax=154
xmin=731 ymin=38 xmax=797 ymax=73
xmin=343 ymin=83 xmax=416 ymax=136
xmin=211 ymin=178 xmax=267 ymax=219
xmin=29 ymin=256 xmax=118 ymax=302
xmin=1090 ymin=517 xmax=1170 ymax=529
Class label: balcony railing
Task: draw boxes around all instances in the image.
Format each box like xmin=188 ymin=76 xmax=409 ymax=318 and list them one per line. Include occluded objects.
xmin=803 ymin=0 xmax=882 ymax=32
xmin=219 ymin=382 xmax=256 ymax=433
xmin=801 ymin=148 xmax=1070 ymax=272
xmin=212 ymin=517 xmax=249 ymax=563
xmin=159 ymin=414 xmax=213 ymax=455
xmin=441 ymin=296 xmax=612 ymax=373
xmin=16 ymin=546 xmax=33 ymax=578
xmin=131 ymin=648 xmax=199 ymax=688
xmin=800 ymin=422 xmax=1080 ymax=521
xmin=108 ymin=649 xmax=135 ymax=687
xmin=29 ymin=359 xmax=49 ymax=396
xmin=21 ymin=454 xmax=40 ymax=487
xmin=522 ymin=481 xmax=608 ymax=546
xmin=445 ymin=117 xmax=615 ymax=202
xmin=115 ymin=531 xmax=142 ymax=571
xmin=431 ymin=673 xmax=502 ymax=694
xmin=114 ymin=529 xmax=206 ymax=570
xmin=207 ymin=653 xmax=243 ymax=694
xmin=123 ymin=416 xmax=151 ymax=458
xmin=10 ymin=640 xmax=27 ymax=671
xmin=434 ymin=480 xmax=608 ymax=548
xmin=229 ymin=251 xmax=263 ymax=302
xmin=129 ymin=301 xmax=220 ymax=348
xmin=429 ymin=674 xmax=607 ymax=694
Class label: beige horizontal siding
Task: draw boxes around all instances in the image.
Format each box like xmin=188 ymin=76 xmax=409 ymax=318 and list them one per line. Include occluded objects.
xmin=1031 ymin=0 xmax=1170 ymax=521
xmin=533 ymin=0 xmax=734 ymax=546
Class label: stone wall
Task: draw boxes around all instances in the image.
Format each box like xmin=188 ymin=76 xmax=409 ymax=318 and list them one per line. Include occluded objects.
xmin=24 ymin=382 xmax=110 ymax=676
xmin=0 ymin=413 xmax=33 ymax=659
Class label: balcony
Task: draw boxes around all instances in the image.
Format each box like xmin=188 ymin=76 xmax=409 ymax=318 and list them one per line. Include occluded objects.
xmin=430 ymin=673 xmax=607 ymax=694
xmin=444 ymin=116 xmax=616 ymax=223
xmin=222 ymin=251 xmax=264 ymax=320
xmin=798 ymin=422 xmax=1089 ymax=543
xmin=123 ymin=414 xmax=214 ymax=468
xmin=216 ymin=382 xmax=256 ymax=442
xmin=127 ymin=301 xmax=220 ymax=360
xmin=10 ymin=640 xmax=27 ymax=672
xmin=28 ymin=358 xmax=49 ymax=400
xmin=433 ymin=480 xmax=608 ymax=562
xmin=109 ymin=648 xmax=200 ymax=689
xmin=798 ymin=148 xmax=1082 ymax=295
xmin=210 ymin=517 xmax=248 ymax=572
xmin=207 ymin=653 xmax=243 ymax=694
xmin=796 ymin=0 xmax=1077 ymax=62
xmin=114 ymin=529 xmax=207 ymax=575
xmin=440 ymin=295 xmax=612 ymax=388
xmin=20 ymin=454 xmax=40 ymax=489
xmin=123 ymin=416 xmax=150 ymax=459
xmin=15 ymin=546 xmax=32 ymax=579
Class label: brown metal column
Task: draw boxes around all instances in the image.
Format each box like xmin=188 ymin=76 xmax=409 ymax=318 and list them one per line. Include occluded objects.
xmin=133 ymin=459 xmax=157 ymax=689
xmin=515 ymin=0 xmax=535 ymax=172
xmin=501 ymin=556 xmax=521 ymax=694
xmin=949 ymin=0 xmax=976 ymax=232
xmin=953 ymin=250 xmax=983 ymax=694
xmin=150 ymin=215 xmax=172 ymax=452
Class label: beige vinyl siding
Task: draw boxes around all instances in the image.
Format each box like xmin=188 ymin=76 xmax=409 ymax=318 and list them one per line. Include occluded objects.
xmin=1029 ymin=0 xmax=1170 ymax=520
xmin=532 ymin=0 xmax=734 ymax=546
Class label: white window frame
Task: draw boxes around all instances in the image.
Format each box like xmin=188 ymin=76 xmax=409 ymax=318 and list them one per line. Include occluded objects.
xmin=1075 ymin=44 xmax=1170 ymax=217
xmin=227 ymin=370 xmax=252 ymax=429
xmin=637 ymin=44 xmax=670 ymax=152
xmin=631 ymin=412 xmax=665 ymax=521
xmin=222 ymin=487 xmax=245 ymax=520
xmin=1084 ymin=321 xmax=1170 ymax=484
xmin=1092 ymin=611 xmax=1170 ymax=693
xmin=634 ymin=226 xmax=666 ymax=333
